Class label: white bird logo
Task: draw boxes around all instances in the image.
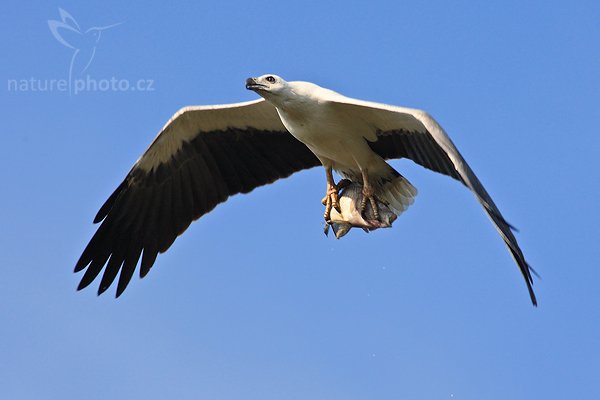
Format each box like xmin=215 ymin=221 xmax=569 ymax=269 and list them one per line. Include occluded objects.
xmin=48 ymin=8 xmax=121 ymax=83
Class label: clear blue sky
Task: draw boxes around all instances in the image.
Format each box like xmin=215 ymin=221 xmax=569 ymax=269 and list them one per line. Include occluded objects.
xmin=2 ymin=1 xmax=599 ymax=399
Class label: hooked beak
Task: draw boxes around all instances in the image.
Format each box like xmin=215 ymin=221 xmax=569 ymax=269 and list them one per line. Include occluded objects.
xmin=245 ymin=77 xmax=267 ymax=91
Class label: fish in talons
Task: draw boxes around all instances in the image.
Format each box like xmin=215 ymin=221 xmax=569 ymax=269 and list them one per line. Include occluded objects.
xmin=322 ymin=175 xmax=351 ymax=221
xmin=324 ymin=182 xmax=399 ymax=239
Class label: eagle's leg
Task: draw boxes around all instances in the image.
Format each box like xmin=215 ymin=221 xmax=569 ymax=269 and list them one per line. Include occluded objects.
xmin=321 ymin=166 xmax=344 ymax=221
xmin=359 ymin=170 xmax=381 ymax=221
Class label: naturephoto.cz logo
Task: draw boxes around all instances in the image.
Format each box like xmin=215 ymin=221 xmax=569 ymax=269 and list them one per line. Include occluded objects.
xmin=7 ymin=8 xmax=155 ymax=95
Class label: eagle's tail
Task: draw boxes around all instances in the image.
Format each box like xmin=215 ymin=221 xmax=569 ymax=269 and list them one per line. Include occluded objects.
xmin=378 ymin=167 xmax=417 ymax=215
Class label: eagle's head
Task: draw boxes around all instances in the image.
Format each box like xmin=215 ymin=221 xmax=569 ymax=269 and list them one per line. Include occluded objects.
xmin=245 ymin=74 xmax=289 ymax=102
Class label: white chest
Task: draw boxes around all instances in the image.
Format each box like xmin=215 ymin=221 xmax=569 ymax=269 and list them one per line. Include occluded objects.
xmin=275 ymin=103 xmax=375 ymax=169
xmin=276 ymin=103 xmax=340 ymax=147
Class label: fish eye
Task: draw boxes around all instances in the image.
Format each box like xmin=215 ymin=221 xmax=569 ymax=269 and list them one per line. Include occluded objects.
xmin=265 ymin=76 xmax=276 ymax=83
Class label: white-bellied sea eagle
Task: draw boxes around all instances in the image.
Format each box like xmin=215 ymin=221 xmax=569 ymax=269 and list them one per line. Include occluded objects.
xmin=75 ymin=74 xmax=537 ymax=305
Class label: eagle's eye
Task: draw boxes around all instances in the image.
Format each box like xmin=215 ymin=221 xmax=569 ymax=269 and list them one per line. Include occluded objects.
xmin=265 ymin=76 xmax=276 ymax=83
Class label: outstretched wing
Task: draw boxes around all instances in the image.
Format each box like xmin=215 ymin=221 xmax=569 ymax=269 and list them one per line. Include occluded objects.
xmin=328 ymin=96 xmax=537 ymax=305
xmin=76 ymin=99 xmax=320 ymax=297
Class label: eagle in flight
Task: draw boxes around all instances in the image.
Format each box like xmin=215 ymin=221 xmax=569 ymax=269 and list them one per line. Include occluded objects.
xmin=75 ymin=74 xmax=537 ymax=305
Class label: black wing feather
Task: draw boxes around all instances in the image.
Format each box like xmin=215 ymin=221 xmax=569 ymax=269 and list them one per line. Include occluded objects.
xmin=75 ymin=127 xmax=319 ymax=296
xmin=368 ymin=128 xmax=536 ymax=305
xmin=369 ymin=129 xmax=463 ymax=182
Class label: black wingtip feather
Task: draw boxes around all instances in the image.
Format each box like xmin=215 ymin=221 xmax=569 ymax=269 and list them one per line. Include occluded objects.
xmin=94 ymin=179 xmax=128 ymax=223
xmin=527 ymin=281 xmax=538 ymax=307
xmin=510 ymin=248 xmax=538 ymax=307
xmin=97 ymin=253 xmax=124 ymax=296
xmin=527 ymin=263 xmax=541 ymax=279
xmin=116 ymin=261 xmax=136 ymax=298
xmin=140 ymin=247 xmax=158 ymax=278
xmin=74 ymin=257 xmax=90 ymax=273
